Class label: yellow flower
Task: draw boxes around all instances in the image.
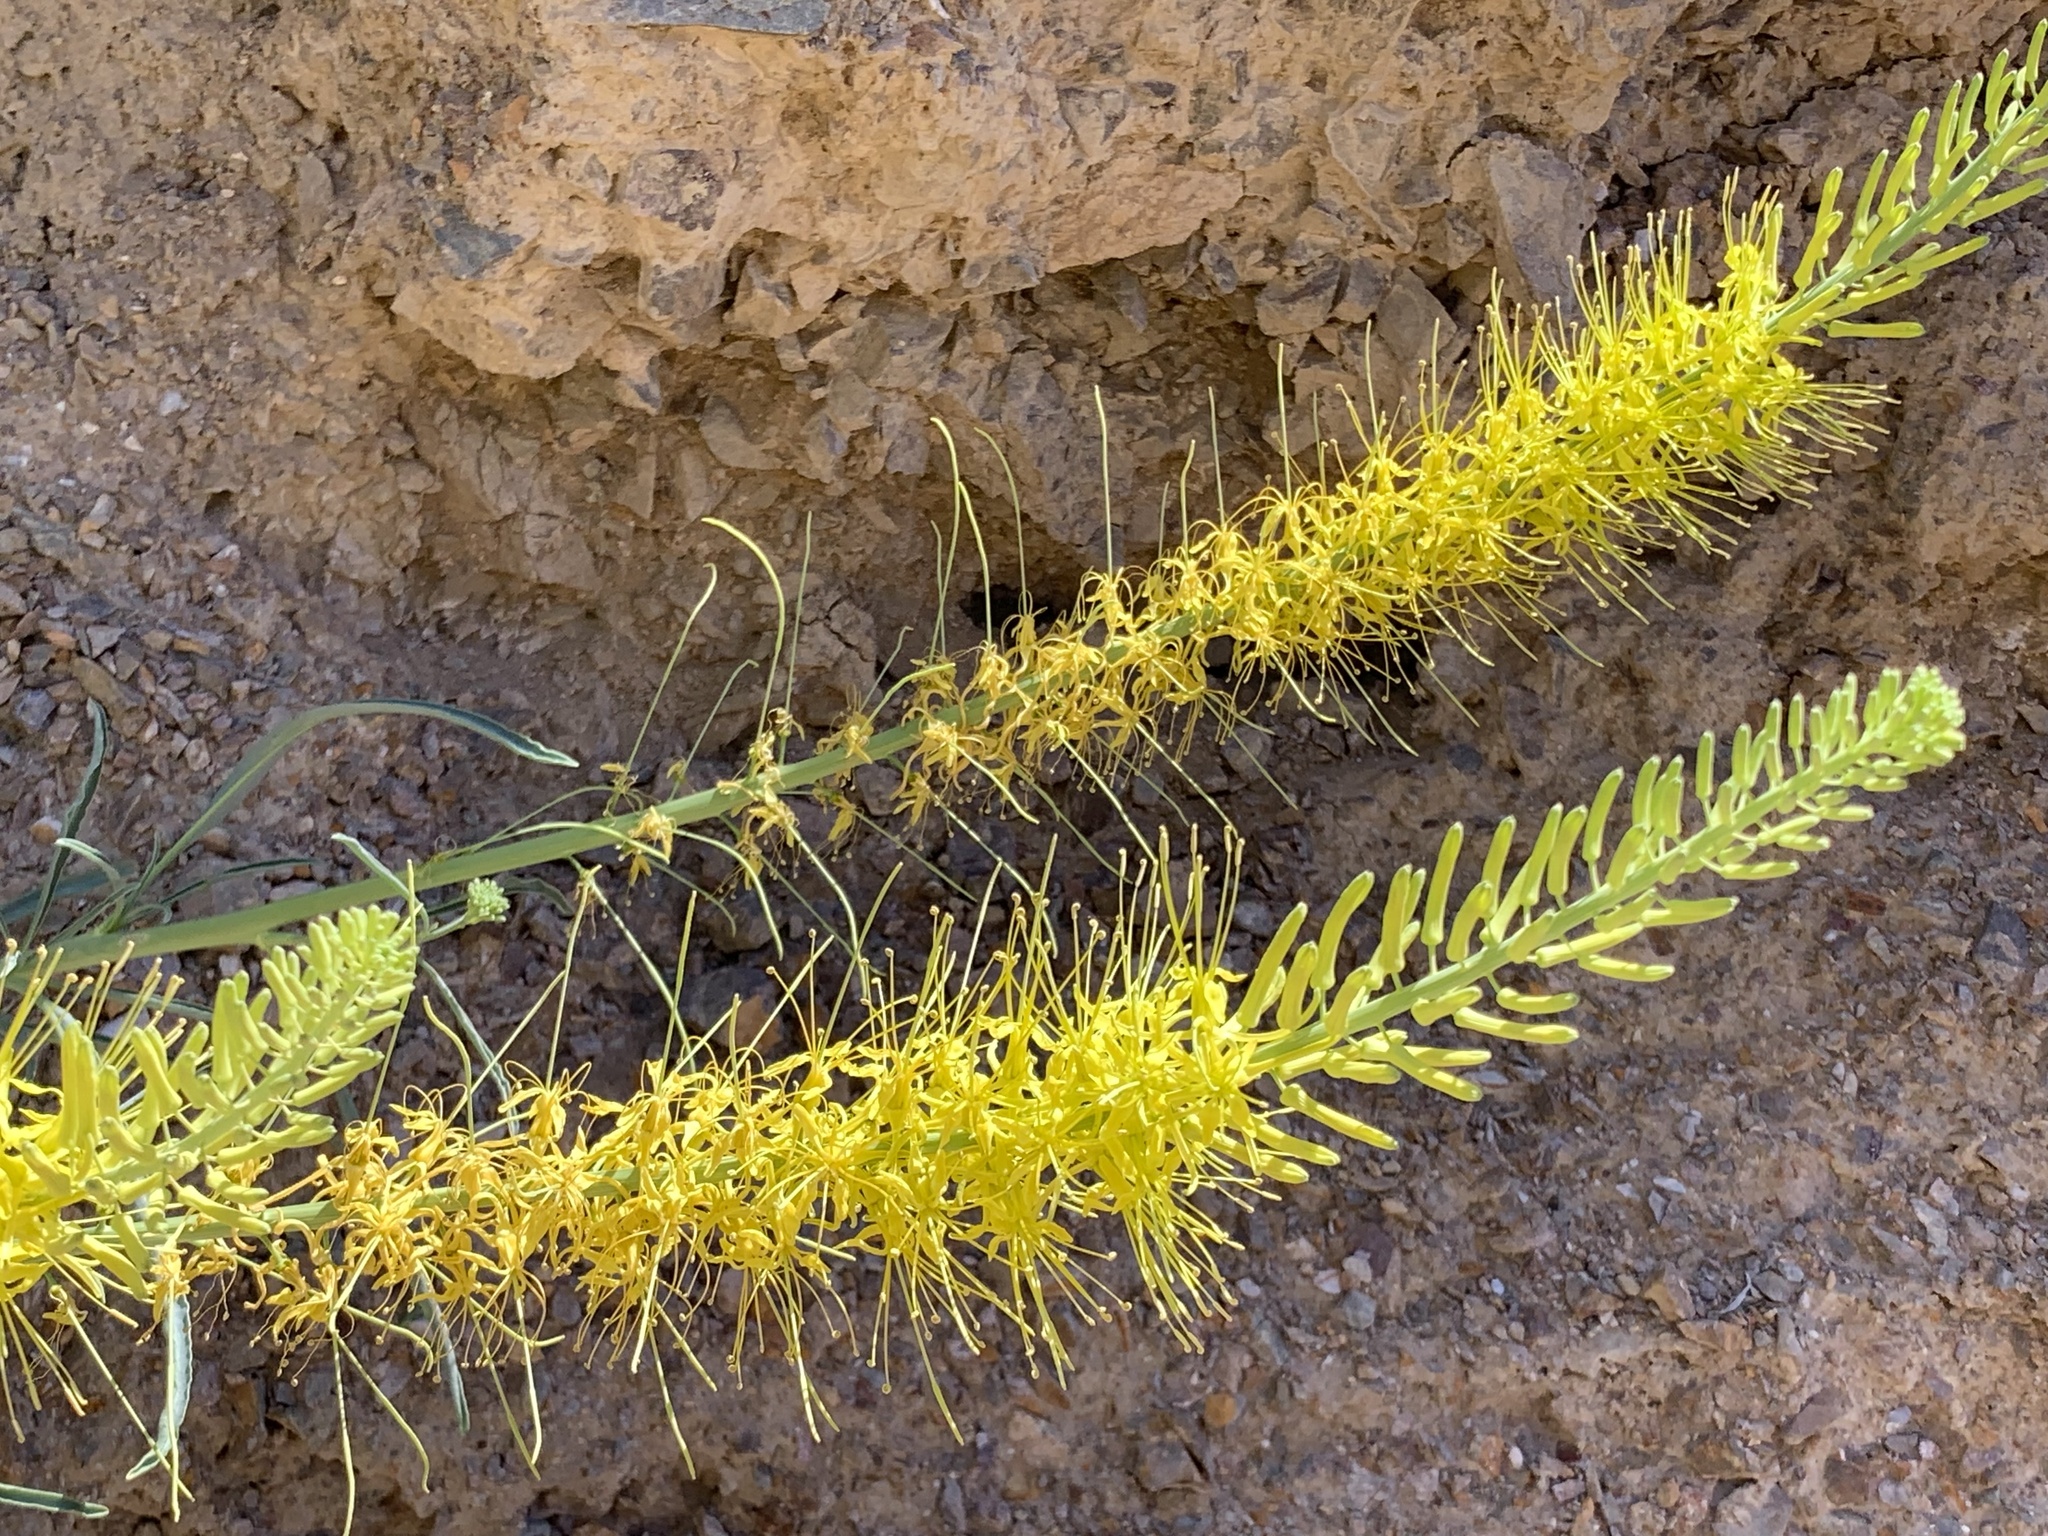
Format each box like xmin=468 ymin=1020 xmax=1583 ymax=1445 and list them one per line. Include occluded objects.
xmin=259 ymin=668 xmax=1963 ymax=1428
xmin=622 ymin=808 xmax=679 ymax=883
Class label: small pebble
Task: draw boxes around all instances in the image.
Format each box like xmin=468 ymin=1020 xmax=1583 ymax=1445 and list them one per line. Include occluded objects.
xmin=1755 ymin=1270 xmax=1797 ymax=1304
xmin=1202 ymin=1391 xmax=1239 ymax=1430
xmin=1338 ymin=1291 xmax=1378 ymax=1331
xmin=1642 ymin=1272 xmax=1694 ymax=1323
xmin=13 ymin=688 xmax=55 ymax=733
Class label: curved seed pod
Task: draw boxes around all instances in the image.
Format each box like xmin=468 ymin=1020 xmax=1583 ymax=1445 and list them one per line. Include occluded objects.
xmin=1453 ymin=1009 xmax=1580 ymax=1046
xmin=1420 ymin=825 xmax=1464 ymax=954
xmin=1314 ymin=870 xmax=1377 ymax=990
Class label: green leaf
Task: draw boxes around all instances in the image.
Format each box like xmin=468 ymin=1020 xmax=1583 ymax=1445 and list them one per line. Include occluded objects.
xmin=3 ymin=701 xmax=578 ymax=956
xmin=120 ymin=700 xmax=577 ymax=920
xmin=0 ymin=1481 xmax=109 ymax=1517
xmin=19 ymin=701 xmax=110 ymax=945
xmin=0 ymin=868 xmax=117 ymax=930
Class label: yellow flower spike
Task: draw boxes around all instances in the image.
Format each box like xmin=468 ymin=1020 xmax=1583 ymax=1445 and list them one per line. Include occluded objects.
xmin=858 ymin=33 xmax=2039 ymax=810
xmin=122 ymin=666 xmax=1936 ymax=1462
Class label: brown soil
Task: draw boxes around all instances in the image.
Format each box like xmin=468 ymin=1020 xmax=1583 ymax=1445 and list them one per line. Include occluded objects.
xmin=3 ymin=2 xmax=2048 ymax=1533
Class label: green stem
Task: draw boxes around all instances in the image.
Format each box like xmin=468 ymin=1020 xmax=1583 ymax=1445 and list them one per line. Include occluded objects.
xmin=50 ymin=616 xmax=1199 ymax=969
xmin=51 ymin=719 xmax=910 ymax=970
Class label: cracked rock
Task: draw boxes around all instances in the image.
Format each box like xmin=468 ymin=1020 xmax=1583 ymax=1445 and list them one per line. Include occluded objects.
xmin=1332 ymin=253 xmax=1393 ymax=323
xmin=1712 ymin=1480 xmax=1793 ymax=1536
xmin=1255 ymin=256 xmax=1344 ymax=336
xmin=1457 ymin=135 xmax=1598 ymax=305
xmin=10 ymin=688 xmax=55 ymax=734
xmin=1974 ymin=904 xmax=2030 ymax=991
xmin=696 ymin=396 xmax=780 ymax=470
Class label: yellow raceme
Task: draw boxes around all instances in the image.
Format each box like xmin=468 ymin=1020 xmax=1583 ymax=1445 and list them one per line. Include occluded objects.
xmin=0 ymin=908 xmax=416 ymax=1314
xmin=239 ymin=669 xmax=1963 ymax=1437
xmin=905 ymin=208 xmax=1874 ymax=793
xmin=885 ymin=31 xmax=2048 ymax=801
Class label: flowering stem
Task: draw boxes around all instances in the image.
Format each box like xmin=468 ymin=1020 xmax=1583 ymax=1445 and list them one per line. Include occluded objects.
xmin=95 ymin=670 xmax=1963 ymax=1291
xmin=48 ymin=629 xmax=1148 ymax=969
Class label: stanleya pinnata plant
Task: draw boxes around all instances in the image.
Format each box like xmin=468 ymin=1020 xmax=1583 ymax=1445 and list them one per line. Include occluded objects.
xmin=0 ymin=28 xmax=2029 ymax=1523
xmin=4 ymin=667 xmax=1966 ymax=1519
xmin=32 ymin=24 xmax=2048 ymax=973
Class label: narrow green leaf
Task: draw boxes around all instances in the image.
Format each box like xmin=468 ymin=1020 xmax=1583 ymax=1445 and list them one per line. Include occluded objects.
xmin=416 ymin=1287 xmax=471 ymax=1433
xmin=0 ymin=1482 xmax=109 ymax=1517
xmin=127 ymin=1290 xmax=192 ymax=1481
xmin=0 ymin=868 xmax=120 ymax=929
xmin=123 ymin=700 xmax=577 ymax=918
xmin=21 ymin=700 xmax=110 ymax=945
